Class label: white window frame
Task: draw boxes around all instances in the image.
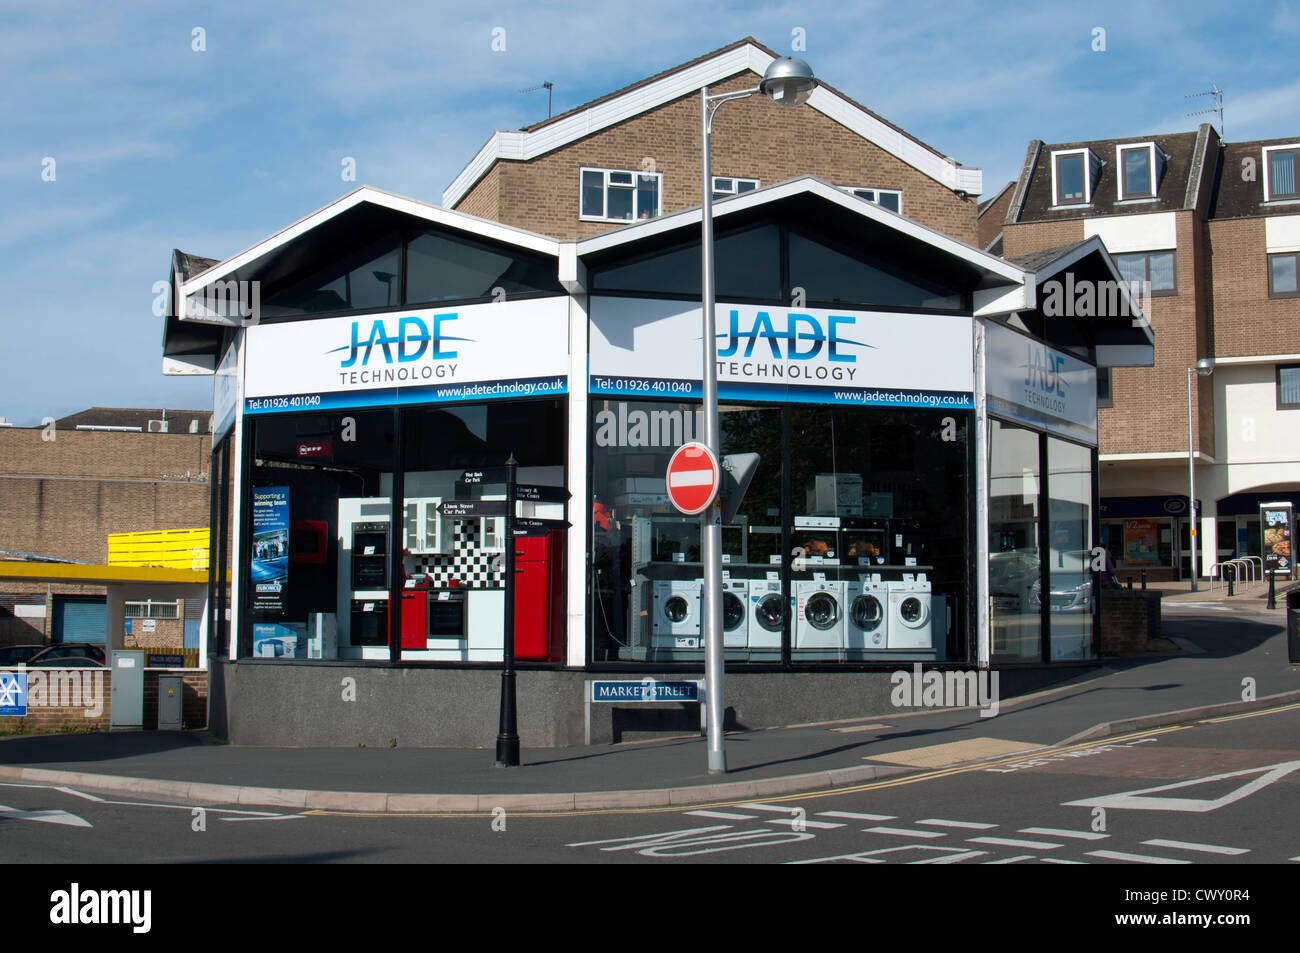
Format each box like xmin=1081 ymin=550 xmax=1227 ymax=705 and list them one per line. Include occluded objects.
xmin=1262 ymin=144 xmax=1300 ymax=203
xmin=712 ymin=176 xmax=759 ymax=199
xmin=1115 ymin=142 xmax=1163 ymax=201
xmin=124 ymin=599 xmax=181 ymax=620
xmin=579 ymin=167 xmax=663 ymax=223
xmin=837 ymin=186 xmax=903 ymax=214
xmin=1051 ymin=148 xmax=1101 ymax=207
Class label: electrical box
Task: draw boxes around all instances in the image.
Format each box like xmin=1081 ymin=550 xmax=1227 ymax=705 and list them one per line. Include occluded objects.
xmin=158 ymin=675 xmax=183 ymax=731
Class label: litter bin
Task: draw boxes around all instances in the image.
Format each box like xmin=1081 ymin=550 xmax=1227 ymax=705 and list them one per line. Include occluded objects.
xmin=1288 ymin=590 xmax=1300 ymax=664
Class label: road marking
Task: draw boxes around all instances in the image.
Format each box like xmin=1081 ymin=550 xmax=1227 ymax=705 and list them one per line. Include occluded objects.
xmin=791 ymin=845 xmax=977 ymax=864
xmin=1063 ymin=759 xmax=1300 ymax=813
xmin=866 ymin=737 xmax=1043 ymax=767
xmin=0 ymin=782 xmax=288 ymax=817
xmin=220 ymin=814 xmax=305 ymax=823
xmin=1087 ymin=850 xmax=1190 ymax=864
xmin=830 ymin=724 xmax=892 ymax=733
xmin=913 ymin=850 xmax=988 ymax=864
xmin=817 ymin=811 xmax=896 ymax=821
xmin=984 ymin=855 xmax=1036 ymax=864
xmin=0 ymin=804 xmax=91 ymax=828
xmin=766 ymin=818 xmax=845 ymax=830
xmin=916 ymin=818 xmax=998 ymax=829
xmin=1042 ymin=858 xmax=1087 ymax=864
xmin=969 ymin=835 xmax=1062 ymax=850
xmin=736 ymin=802 xmax=806 ymax=813
xmin=1019 ymin=827 xmax=1109 ymax=840
xmin=685 ymin=810 xmax=757 ymax=820
xmin=567 ymin=825 xmax=731 ymax=848
xmin=1141 ymin=838 xmax=1249 ymax=856
xmin=865 ymin=826 xmax=947 ymax=838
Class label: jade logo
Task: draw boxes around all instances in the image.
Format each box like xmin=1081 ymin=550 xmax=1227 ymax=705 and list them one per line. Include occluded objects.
xmin=333 ymin=314 xmax=469 ymax=368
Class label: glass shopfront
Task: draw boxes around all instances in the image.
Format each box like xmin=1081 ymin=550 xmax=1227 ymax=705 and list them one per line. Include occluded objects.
xmin=590 ymin=398 xmax=971 ymax=665
xmin=240 ymin=399 xmax=565 ymax=663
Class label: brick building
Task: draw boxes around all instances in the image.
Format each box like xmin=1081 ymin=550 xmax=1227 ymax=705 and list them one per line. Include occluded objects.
xmin=1003 ymin=125 xmax=1300 ymax=580
xmin=0 ymin=408 xmax=213 ymax=647
xmin=445 ymin=37 xmax=984 ymax=245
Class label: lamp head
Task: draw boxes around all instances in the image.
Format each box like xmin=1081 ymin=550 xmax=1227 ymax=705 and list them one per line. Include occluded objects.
xmin=1194 ymin=358 xmax=1215 ymax=376
xmin=759 ymin=56 xmax=817 ymax=108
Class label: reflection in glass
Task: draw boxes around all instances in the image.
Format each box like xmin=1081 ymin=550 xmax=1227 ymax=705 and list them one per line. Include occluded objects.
xmin=989 ymin=420 xmax=1042 ymax=661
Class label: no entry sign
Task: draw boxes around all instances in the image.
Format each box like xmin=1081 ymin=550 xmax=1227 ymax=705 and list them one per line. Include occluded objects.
xmin=665 ymin=442 xmax=720 ymax=515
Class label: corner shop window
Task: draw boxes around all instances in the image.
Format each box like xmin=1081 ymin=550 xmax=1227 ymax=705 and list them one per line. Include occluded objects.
xmin=989 ymin=420 xmax=1042 ymax=661
xmin=1046 ymin=437 xmax=1094 ymax=660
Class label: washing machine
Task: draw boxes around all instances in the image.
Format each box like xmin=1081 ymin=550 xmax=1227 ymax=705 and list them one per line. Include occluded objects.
xmin=749 ymin=578 xmax=784 ymax=649
xmin=887 ymin=573 xmax=932 ymax=649
xmin=722 ymin=578 xmax=750 ymax=648
xmin=794 ymin=579 xmax=845 ymax=649
xmin=845 ymin=574 xmax=889 ymax=650
xmin=652 ymin=579 xmax=702 ymax=649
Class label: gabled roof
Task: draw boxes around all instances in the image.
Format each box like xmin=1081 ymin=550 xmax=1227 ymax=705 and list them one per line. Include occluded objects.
xmin=978 ymin=181 xmax=1015 ymax=218
xmin=569 ymin=175 xmax=1028 ymax=315
xmin=1211 ymin=136 xmax=1300 ymax=220
xmin=443 ymin=38 xmax=982 ymax=208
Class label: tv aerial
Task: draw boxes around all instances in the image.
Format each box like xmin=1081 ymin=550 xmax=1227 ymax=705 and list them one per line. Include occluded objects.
xmin=521 ymin=81 xmax=554 ymax=119
xmin=1185 ymin=84 xmax=1224 ymax=139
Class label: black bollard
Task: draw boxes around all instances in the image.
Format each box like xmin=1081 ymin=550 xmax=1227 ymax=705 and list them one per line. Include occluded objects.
xmin=1141 ymin=570 xmax=1147 ymax=590
xmin=1126 ymin=575 xmax=1133 ymax=590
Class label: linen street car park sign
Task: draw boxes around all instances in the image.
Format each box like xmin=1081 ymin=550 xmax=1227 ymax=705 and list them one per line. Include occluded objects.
xmin=666 ymin=442 xmax=720 ymax=515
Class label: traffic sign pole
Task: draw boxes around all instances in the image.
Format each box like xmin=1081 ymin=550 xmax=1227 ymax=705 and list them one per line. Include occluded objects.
xmin=495 ymin=453 xmax=520 ymax=768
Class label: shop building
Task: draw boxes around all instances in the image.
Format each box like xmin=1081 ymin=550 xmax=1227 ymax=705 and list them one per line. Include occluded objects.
xmin=1003 ymin=126 xmax=1300 ymax=581
xmin=165 ymin=173 xmax=1151 ymax=746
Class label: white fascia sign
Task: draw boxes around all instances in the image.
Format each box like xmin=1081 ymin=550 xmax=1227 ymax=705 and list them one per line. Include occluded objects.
xmin=242 ymin=298 xmax=569 ymax=413
xmin=985 ymin=320 xmax=1098 ymax=445
xmin=588 ymin=297 xmax=975 ymax=409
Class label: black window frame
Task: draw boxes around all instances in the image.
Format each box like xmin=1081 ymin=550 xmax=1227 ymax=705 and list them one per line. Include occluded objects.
xmin=1097 ymin=366 xmax=1113 ymax=408
xmin=1267 ymin=251 xmax=1300 ymax=299
xmin=1115 ymin=249 xmax=1177 ymax=297
xmin=1278 ymin=364 xmax=1300 ymax=410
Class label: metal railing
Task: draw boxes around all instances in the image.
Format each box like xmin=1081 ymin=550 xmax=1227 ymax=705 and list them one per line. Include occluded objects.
xmin=1210 ymin=558 xmax=1257 ymax=592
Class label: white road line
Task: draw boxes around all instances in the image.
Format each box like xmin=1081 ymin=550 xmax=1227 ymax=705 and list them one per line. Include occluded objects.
xmin=817 ymin=811 xmax=897 ymax=821
xmin=916 ymin=818 xmax=998 ymax=829
xmin=684 ymin=810 xmax=757 ymax=820
xmin=1087 ymin=850 xmax=1191 ymax=864
xmin=1142 ymin=838 xmax=1249 ymax=856
xmin=913 ymin=850 xmax=988 ymax=864
xmin=865 ymin=826 xmax=948 ymax=838
xmin=1291 ymin=856 xmax=1300 ymax=862
xmin=736 ymin=802 xmax=806 ymax=813
xmin=220 ymin=814 xmax=305 ymax=822
xmin=969 ymin=835 xmax=1062 ymax=850
xmin=1042 ymin=858 xmax=1088 ymax=864
xmin=1019 ymin=827 xmax=1109 ymax=840
xmin=0 ymin=805 xmax=91 ymax=828
xmin=765 ymin=818 xmax=845 ymax=830
xmin=985 ymin=855 xmax=1036 ymax=864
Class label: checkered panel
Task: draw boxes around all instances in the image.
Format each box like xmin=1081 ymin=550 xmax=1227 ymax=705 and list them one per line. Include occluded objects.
xmin=409 ymin=521 xmax=504 ymax=589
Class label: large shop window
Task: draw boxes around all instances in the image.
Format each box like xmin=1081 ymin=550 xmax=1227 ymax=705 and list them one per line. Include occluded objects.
xmin=243 ymin=399 xmax=565 ymax=663
xmin=590 ymin=399 xmax=969 ymax=665
xmin=989 ymin=421 xmax=1098 ymax=663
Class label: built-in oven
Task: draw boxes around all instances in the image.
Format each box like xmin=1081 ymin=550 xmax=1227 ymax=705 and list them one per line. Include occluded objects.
xmin=428 ymin=590 xmax=468 ymax=639
xmin=351 ymin=521 xmax=389 ymax=590
xmin=350 ymin=598 xmax=389 ymax=646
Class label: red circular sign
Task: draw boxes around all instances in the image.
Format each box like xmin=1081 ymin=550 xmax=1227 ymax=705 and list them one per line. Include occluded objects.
xmin=665 ymin=442 xmax=720 ymax=515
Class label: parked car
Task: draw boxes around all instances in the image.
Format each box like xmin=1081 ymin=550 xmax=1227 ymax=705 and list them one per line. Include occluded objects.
xmin=0 ymin=644 xmax=47 ymax=666
xmin=989 ymin=551 xmax=1040 ymax=611
xmin=26 ymin=643 xmax=107 ymax=667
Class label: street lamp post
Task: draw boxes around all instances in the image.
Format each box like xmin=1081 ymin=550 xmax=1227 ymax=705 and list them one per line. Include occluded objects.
xmin=699 ymin=56 xmax=816 ymax=775
xmin=1187 ymin=358 xmax=1214 ymax=591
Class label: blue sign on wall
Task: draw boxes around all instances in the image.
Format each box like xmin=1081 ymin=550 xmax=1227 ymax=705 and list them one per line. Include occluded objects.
xmin=591 ymin=680 xmax=700 ymax=703
xmin=0 ymin=672 xmax=29 ymax=716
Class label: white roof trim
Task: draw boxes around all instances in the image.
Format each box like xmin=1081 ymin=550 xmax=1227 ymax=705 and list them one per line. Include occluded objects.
xmin=572 ymin=175 xmax=1023 ymax=285
xmin=179 ymin=186 xmax=560 ymax=302
xmin=442 ymin=42 xmax=981 ymax=208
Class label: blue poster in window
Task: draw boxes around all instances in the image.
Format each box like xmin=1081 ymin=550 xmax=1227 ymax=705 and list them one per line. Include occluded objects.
xmin=251 ymin=486 xmax=290 ymax=613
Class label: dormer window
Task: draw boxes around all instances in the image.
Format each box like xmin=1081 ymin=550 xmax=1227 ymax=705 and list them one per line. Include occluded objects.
xmin=1116 ymin=142 xmax=1165 ymax=200
xmin=1263 ymin=145 xmax=1299 ymax=202
xmin=1051 ymin=148 xmax=1102 ymax=207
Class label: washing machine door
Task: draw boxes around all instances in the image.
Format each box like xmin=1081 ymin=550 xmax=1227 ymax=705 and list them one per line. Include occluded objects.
xmin=850 ymin=592 xmax=885 ymax=634
xmin=722 ymin=591 xmax=746 ymax=632
xmin=897 ymin=593 xmax=930 ymax=628
xmin=804 ymin=592 xmax=840 ymax=630
xmin=663 ymin=595 xmax=691 ymax=625
xmin=754 ymin=592 xmax=784 ymax=633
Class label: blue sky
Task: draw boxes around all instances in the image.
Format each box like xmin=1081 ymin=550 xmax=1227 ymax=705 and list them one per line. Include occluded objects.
xmin=1 ymin=1 xmax=1297 ymax=426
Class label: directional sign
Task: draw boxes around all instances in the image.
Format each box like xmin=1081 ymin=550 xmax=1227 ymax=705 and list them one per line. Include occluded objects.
xmin=459 ymin=468 xmax=512 ymax=485
xmin=516 ymin=484 xmax=570 ymax=504
xmin=513 ymin=518 xmax=571 ymax=535
xmin=440 ymin=500 xmax=508 ymax=518
xmin=665 ymin=442 xmax=720 ymax=516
